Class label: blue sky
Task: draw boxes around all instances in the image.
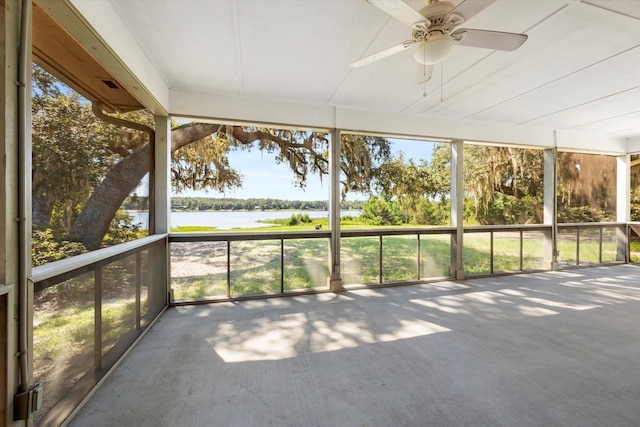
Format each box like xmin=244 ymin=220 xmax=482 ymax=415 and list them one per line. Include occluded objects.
xmin=173 ymin=138 xmax=438 ymax=201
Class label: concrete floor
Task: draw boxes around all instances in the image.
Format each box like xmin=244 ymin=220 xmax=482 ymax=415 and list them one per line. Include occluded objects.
xmin=69 ymin=265 xmax=640 ymax=427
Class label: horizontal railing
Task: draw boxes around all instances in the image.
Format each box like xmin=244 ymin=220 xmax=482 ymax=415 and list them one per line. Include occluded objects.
xmin=0 ymin=283 xmax=12 ymax=296
xmin=170 ymin=229 xmax=331 ymax=242
xmin=170 ymin=227 xmax=457 ymax=301
xmin=32 ymin=234 xmax=168 ymax=289
xmin=169 ymin=223 xmax=629 ymax=299
xmin=340 ymin=227 xmax=455 ymax=285
xmin=30 ymin=235 xmax=168 ymax=427
xmin=556 ymin=222 xmax=626 ymax=266
xmin=340 ymin=226 xmax=456 ymax=238
xmin=170 ymin=230 xmax=332 ymax=301
xmin=463 ymin=224 xmax=552 ymax=276
xmin=463 ymin=222 xmax=626 ymax=276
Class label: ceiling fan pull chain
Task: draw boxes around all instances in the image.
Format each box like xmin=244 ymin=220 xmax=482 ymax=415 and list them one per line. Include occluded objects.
xmin=441 ymin=62 xmax=444 ymax=102
xmin=423 ymin=62 xmax=427 ymax=97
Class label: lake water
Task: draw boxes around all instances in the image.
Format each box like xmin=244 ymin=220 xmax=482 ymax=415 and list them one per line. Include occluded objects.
xmin=127 ymin=210 xmax=360 ymax=230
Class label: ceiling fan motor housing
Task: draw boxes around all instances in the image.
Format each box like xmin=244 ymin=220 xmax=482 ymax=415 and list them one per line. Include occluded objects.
xmin=418 ymin=1 xmax=456 ymax=23
xmin=414 ymin=1 xmax=457 ymax=65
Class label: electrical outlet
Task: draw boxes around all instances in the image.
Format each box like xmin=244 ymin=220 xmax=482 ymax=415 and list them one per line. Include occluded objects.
xmin=13 ymin=383 xmax=43 ymax=420
xmin=31 ymin=383 xmax=43 ymax=411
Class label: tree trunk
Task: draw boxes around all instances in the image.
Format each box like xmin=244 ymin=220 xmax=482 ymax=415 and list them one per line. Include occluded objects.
xmin=70 ymin=145 xmax=151 ymax=248
xmin=32 ymin=183 xmax=56 ymax=228
xmin=70 ymin=123 xmax=221 ymax=248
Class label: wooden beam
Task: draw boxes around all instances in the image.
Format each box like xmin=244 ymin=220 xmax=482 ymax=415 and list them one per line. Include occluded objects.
xmin=32 ymin=1 xmax=144 ymax=112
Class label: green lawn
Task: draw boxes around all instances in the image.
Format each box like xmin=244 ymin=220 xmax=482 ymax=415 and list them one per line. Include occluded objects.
xmin=33 ymin=267 xmax=143 ymax=420
xmin=171 ymin=227 xmax=623 ymax=299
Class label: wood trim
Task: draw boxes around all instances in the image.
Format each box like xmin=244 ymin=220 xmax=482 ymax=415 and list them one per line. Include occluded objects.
xmin=33 ymin=0 xmax=167 ymax=115
xmin=33 ymin=2 xmax=144 ymax=113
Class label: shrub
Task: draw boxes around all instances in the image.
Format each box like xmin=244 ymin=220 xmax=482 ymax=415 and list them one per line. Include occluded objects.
xmin=360 ymin=197 xmax=402 ymax=226
xmin=32 ymin=228 xmax=87 ymax=267
xmin=286 ymin=213 xmax=312 ymax=226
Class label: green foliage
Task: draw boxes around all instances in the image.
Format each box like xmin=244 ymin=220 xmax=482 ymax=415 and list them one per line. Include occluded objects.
xmin=340 ymin=135 xmax=391 ymax=197
xmin=171 ymin=132 xmax=242 ymax=194
xmin=362 ymin=144 xmax=452 ymax=226
xmin=171 ymin=131 xmax=391 ymax=201
xmin=123 ymin=194 xmax=149 ymax=210
xmin=484 ymin=193 xmax=541 ymax=225
xmin=32 ymin=64 xmax=152 ymax=254
xmin=375 ymin=153 xmax=435 ymax=223
xmin=286 ymin=213 xmax=312 ymax=226
xmin=428 ymin=143 xmax=452 ymax=196
xmin=631 ymin=156 xmax=640 ymax=222
xmin=631 ymin=203 xmax=640 ymax=222
xmin=556 ymin=152 xmax=616 ymax=223
xmin=464 ymin=145 xmax=544 ymax=225
xmin=32 ymin=69 xmax=112 ymax=231
xmin=255 ymin=215 xmax=327 ymax=231
xmin=32 ymin=228 xmax=87 ymax=267
xmin=360 ymin=197 xmax=402 ymax=226
xmin=31 ymin=211 xmax=145 ymax=267
xmin=102 ymin=209 xmax=146 ymax=246
xmin=416 ymin=199 xmax=450 ymax=225
xmin=339 ymin=216 xmax=362 ymax=226
xmin=557 ymin=206 xmax=597 ymax=223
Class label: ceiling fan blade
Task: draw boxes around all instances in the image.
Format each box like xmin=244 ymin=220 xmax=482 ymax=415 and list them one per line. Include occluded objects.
xmin=452 ymin=28 xmax=528 ymax=51
xmin=366 ymin=0 xmax=429 ymax=28
xmin=446 ymin=0 xmax=497 ymax=23
xmin=349 ymin=41 xmax=416 ymax=68
xmin=415 ymin=64 xmax=434 ymax=85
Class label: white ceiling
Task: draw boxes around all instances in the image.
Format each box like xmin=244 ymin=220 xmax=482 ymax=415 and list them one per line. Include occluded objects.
xmin=89 ymin=0 xmax=640 ymax=143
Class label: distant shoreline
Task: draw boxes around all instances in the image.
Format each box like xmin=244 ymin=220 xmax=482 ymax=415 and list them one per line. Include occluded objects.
xmin=125 ymin=209 xmax=361 ymax=230
xmin=169 ymin=208 xmax=358 ymax=213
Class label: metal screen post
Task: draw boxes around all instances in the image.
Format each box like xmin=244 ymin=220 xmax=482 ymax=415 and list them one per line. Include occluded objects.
xmin=327 ymin=128 xmax=343 ymax=291
xmin=136 ymin=252 xmax=141 ymax=331
xmin=519 ymin=230 xmax=524 ymax=271
xmin=617 ymin=155 xmax=630 ymax=263
xmin=451 ymin=140 xmax=464 ymax=279
xmin=417 ymin=234 xmax=421 ymax=280
xmin=543 ymin=147 xmax=558 ymax=270
xmin=617 ymin=224 xmax=628 ymax=262
xmin=94 ymin=266 xmax=103 ymax=372
xmin=576 ymin=228 xmax=580 ymax=266
xmin=490 ymin=231 xmax=494 ymax=274
xmin=599 ymin=227 xmax=603 ymax=264
xmin=280 ymin=238 xmax=285 ymax=293
xmin=226 ymin=241 xmax=231 ymax=297
xmin=379 ymin=236 xmax=383 ymax=283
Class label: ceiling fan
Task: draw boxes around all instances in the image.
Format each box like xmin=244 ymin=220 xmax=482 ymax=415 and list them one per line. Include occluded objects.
xmin=349 ymin=0 xmax=528 ymax=83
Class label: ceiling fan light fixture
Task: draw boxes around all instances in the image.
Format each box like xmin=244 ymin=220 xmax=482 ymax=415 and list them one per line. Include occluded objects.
xmin=414 ymin=33 xmax=455 ymax=65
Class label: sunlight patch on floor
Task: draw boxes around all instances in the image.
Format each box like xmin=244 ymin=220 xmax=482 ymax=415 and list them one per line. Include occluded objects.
xmin=209 ymin=313 xmax=449 ymax=362
xmin=521 ymin=296 xmax=599 ymax=311
xmin=517 ymin=305 xmax=558 ymax=317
